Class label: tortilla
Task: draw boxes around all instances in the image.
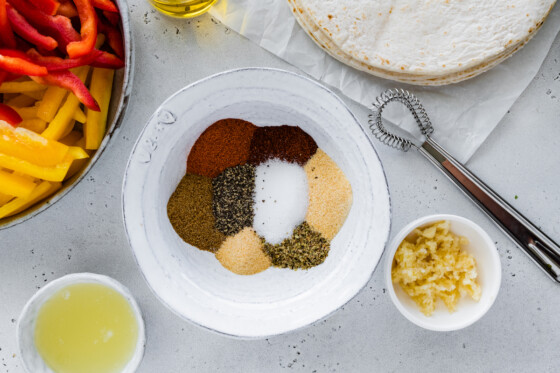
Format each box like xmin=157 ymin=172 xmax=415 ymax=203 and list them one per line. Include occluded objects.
xmin=288 ymin=0 xmax=542 ymax=85
xmin=292 ymin=0 xmax=555 ymax=77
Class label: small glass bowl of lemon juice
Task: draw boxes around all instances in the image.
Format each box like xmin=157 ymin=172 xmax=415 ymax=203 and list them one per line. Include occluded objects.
xmin=149 ymin=0 xmax=218 ymax=18
xmin=18 ymin=273 xmax=145 ymax=373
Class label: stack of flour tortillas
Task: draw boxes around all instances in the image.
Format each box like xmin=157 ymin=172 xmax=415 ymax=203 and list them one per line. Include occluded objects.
xmin=288 ymin=0 xmax=556 ymax=85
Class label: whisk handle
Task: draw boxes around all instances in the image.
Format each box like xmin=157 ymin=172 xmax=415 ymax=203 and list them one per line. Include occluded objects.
xmin=420 ymin=137 xmax=560 ymax=283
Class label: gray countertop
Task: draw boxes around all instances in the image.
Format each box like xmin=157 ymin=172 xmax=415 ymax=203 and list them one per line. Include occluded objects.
xmin=1 ymin=2 xmax=560 ymax=372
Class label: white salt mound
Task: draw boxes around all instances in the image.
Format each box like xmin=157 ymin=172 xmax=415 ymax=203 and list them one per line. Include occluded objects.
xmin=253 ymin=159 xmax=309 ymax=244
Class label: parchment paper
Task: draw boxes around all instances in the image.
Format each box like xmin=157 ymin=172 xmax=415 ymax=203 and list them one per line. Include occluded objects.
xmin=209 ymin=1 xmax=560 ymax=162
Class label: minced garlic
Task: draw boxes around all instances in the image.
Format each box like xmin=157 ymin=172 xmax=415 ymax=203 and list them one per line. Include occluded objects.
xmin=391 ymin=221 xmax=482 ymax=316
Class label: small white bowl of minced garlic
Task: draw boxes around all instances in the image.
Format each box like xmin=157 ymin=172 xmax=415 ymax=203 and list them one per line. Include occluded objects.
xmin=17 ymin=273 xmax=145 ymax=373
xmin=385 ymin=214 xmax=501 ymax=332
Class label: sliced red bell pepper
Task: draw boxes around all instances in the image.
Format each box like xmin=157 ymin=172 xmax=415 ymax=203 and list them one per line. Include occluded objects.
xmin=56 ymin=1 xmax=78 ymax=18
xmin=98 ymin=20 xmax=123 ymax=58
xmin=90 ymin=50 xmax=123 ymax=69
xmin=31 ymin=70 xmax=100 ymax=111
xmin=0 ymin=49 xmax=48 ymax=76
xmin=6 ymin=4 xmax=58 ymax=51
xmin=93 ymin=0 xmax=117 ymax=13
xmin=28 ymin=0 xmax=60 ymax=15
xmin=8 ymin=0 xmax=80 ymax=48
xmin=27 ymin=47 xmax=102 ymax=71
xmin=0 ymin=71 xmax=21 ymax=82
xmin=0 ymin=103 xmax=23 ymax=126
xmin=102 ymin=10 xmax=119 ymax=25
xmin=66 ymin=0 xmax=97 ymax=58
xmin=0 ymin=0 xmax=16 ymax=48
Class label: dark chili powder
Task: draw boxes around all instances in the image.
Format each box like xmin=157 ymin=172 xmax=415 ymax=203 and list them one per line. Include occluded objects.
xmin=247 ymin=125 xmax=318 ymax=166
xmin=187 ymin=118 xmax=257 ymax=178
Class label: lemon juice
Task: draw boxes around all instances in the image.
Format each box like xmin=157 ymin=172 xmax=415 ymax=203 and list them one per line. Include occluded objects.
xmin=149 ymin=0 xmax=218 ymax=18
xmin=34 ymin=283 xmax=139 ymax=373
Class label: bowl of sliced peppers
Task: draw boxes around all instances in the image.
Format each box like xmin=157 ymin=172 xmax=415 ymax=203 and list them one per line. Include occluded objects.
xmin=0 ymin=0 xmax=132 ymax=228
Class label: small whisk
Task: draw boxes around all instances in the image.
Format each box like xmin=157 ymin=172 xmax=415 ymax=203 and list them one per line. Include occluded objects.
xmin=370 ymin=89 xmax=560 ymax=283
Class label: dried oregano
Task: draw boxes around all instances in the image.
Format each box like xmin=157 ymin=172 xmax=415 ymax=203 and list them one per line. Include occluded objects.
xmin=263 ymin=222 xmax=330 ymax=269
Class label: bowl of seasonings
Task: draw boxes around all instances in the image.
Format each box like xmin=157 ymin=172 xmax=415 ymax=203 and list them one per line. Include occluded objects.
xmin=123 ymin=68 xmax=391 ymax=338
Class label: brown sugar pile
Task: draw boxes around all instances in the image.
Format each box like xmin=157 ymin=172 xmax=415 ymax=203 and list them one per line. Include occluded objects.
xmin=215 ymin=227 xmax=271 ymax=275
xmin=167 ymin=174 xmax=225 ymax=252
xmin=187 ymin=119 xmax=257 ymax=178
xmin=247 ymin=125 xmax=318 ymax=166
xmin=304 ymin=149 xmax=353 ymax=240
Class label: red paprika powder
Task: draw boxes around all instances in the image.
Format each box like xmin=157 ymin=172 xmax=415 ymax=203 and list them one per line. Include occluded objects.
xmin=248 ymin=125 xmax=318 ymax=166
xmin=187 ymin=118 xmax=257 ymax=178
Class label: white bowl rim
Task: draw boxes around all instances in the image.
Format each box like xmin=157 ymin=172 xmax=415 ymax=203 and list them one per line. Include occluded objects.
xmin=121 ymin=67 xmax=392 ymax=339
xmin=385 ymin=214 xmax=502 ymax=332
xmin=17 ymin=272 xmax=146 ymax=373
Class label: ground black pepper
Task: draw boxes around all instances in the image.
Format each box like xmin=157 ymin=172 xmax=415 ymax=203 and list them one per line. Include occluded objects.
xmin=263 ymin=222 xmax=330 ymax=269
xmin=212 ymin=164 xmax=256 ymax=236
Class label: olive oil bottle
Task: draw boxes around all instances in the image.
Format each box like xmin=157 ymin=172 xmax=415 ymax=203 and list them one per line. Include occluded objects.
xmin=149 ymin=0 xmax=218 ymax=18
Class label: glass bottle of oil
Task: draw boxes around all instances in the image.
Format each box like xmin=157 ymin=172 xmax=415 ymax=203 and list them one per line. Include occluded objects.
xmin=149 ymin=0 xmax=219 ymax=18
xmin=34 ymin=283 xmax=139 ymax=373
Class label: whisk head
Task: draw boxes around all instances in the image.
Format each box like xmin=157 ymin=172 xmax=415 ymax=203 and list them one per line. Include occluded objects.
xmin=369 ymin=89 xmax=434 ymax=152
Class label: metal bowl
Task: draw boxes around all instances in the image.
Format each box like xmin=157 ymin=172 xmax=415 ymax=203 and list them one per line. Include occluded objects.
xmin=0 ymin=0 xmax=134 ymax=230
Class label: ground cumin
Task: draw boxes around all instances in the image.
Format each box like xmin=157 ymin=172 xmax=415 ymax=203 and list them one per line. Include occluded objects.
xmin=187 ymin=119 xmax=257 ymax=178
xmin=247 ymin=125 xmax=318 ymax=166
xmin=167 ymin=174 xmax=225 ymax=252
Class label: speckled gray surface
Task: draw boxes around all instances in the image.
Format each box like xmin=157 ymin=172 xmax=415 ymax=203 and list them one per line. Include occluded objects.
xmin=1 ymin=2 xmax=560 ymax=372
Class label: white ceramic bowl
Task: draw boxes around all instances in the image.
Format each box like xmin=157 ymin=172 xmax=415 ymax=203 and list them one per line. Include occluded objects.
xmin=122 ymin=68 xmax=391 ymax=338
xmin=17 ymin=273 xmax=145 ymax=373
xmin=385 ymin=214 xmax=501 ymax=331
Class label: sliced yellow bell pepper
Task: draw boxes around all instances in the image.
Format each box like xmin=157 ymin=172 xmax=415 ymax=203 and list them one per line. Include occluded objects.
xmin=0 ymin=181 xmax=61 ymax=219
xmin=0 ymin=153 xmax=74 ymax=182
xmin=0 ymin=169 xmax=36 ymax=197
xmin=41 ymin=67 xmax=90 ymax=141
xmin=19 ymin=118 xmax=48 ymax=133
xmin=65 ymin=158 xmax=89 ymax=181
xmin=0 ymin=192 xmax=14 ymax=206
xmin=12 ymin=106 xmax=38 ymax=120
xmin=41 ymin=94 xmax=80 ymax=140
xmin=67 ymin=146 xmax=89 ymax=160
xmin=37 ymin=86 xmax=68 ymax=122
xmin=73 ymin=107 xmax=86 ymax=123
xmin=24 ymin=90 xmax=46 ymax=100
xmin=59 ymin=131 xmax=83 ymax=146
xmin=64 ymin=137 xmax=90 ymax=180
xmin=85 ymin=67 xmax=114 ymax=150
xmin=0 ymin=121 xmax=69 ymax=167
xmin=0 ymin=81 xmax=46 ymax=93
xmin=60 ymin=120 xmax=76 ymax=139
xmin=5 ymin=94 xmax=36 ymax=107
